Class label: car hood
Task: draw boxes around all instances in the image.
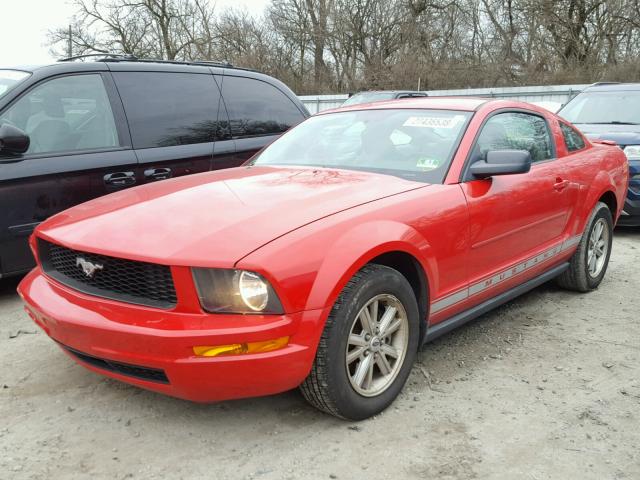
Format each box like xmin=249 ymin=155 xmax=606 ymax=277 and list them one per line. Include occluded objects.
xmin=574 ymin=123 xmax=640 ymax=147
xmin=37 ymin=166 xmax=427 ymax=267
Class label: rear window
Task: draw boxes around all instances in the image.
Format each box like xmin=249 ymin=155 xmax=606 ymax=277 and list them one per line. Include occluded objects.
xmin=220 ymin=76 xmax=305 ymax=138
xmin=113 ymin=72 xmax=222 ymax=149
xmin=0 ymin=70 xmax=30 ymax=100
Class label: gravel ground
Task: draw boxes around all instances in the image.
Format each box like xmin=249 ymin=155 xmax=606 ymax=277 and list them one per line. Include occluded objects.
xmin=1 ymin=229 xmax=639 ymax=480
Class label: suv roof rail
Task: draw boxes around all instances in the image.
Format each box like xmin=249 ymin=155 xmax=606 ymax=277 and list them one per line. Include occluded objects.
xmin=56 ymin=54 xmax=260 ymax=72
xmin=589 ymin=81 xmax=622 ymax=87
xmin=121 ymin=58 xmax=236 ymax=68
xmin=58 ymin=53 xmax=137 ymax=62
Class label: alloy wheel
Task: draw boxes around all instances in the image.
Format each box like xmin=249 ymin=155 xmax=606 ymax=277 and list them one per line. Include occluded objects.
xmin=587 ymin=218 xmax=609 ymax=278
xmin=345 ymin=294 xmax=409 ymax=397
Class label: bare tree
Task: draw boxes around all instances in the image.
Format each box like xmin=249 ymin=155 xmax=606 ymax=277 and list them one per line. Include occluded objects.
xmin=48 ymin=0 xmax=640 ymax=93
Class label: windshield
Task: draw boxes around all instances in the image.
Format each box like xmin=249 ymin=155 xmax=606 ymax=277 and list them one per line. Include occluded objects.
xmin=559 ymin=90 xmax=640 ymax=124
xmin=0 ymin=70 xmax=30 ymax=100
xmin=343 ymin=92 xmax=397 ymax=106
xmin=251 ymin=109 xmax=472 ymax=183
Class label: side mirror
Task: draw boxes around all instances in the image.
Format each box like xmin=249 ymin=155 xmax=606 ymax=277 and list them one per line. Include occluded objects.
xmin=470 ymin=150 xmax=532 ymax=179
xmin=0 ymin=124 xmax=30 ymax=155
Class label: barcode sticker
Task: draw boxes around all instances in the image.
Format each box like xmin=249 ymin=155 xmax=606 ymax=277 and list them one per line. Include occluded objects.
xmin=403 ymin=115 xmax=466 ymax=129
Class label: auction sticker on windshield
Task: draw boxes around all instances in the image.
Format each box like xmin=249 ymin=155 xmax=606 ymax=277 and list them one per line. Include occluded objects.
xmin=403 ymin=115 xmax=467 ymax=129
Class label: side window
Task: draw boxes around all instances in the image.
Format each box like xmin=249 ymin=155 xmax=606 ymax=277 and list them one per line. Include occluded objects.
xmin=560 ymin=122 xmax=586 ymax=152
xmin=221 ymin=76 xmax=305 ymax=138
xmin=0 ymin=74 xmax=119 ymax=155
xmin=475 ymin=112 xmax=553 ymax=163
xmin=113 ymin=72 xmax=221 ymax=148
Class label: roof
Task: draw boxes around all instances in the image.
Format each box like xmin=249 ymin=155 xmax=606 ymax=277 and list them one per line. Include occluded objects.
xmin=584 ymin=82 xmax=640 ymax=91
xmin=1 ymin=56 xmax=257 ymax=76
xmin=322 ymin=96 xmax=490 ymax=114
xmin=351 ymin=90 xmax=423 ymax=95
xmin=0 ymin=57 xmax=309 ymax=117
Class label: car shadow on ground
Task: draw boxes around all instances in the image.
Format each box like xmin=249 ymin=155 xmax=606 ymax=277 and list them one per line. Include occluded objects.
xmin=0 ymin=275 xmax=23 ymax=299
xmin=614 ymin=225 xmax=640 ymax=237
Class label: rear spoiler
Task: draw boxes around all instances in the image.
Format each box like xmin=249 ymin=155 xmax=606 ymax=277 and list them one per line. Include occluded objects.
xmin=591 ymin=139 xmax=618 ymax=146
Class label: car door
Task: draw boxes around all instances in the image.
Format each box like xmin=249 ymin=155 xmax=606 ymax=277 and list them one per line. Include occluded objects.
xmin=459 ymin=110 xmax=572 ymax=305
xmin=111 ymin=70 xmax=219 ymax=185
xmin=0 ymin=72 xmax=136 ymax=276
xmin=217 ymin=75 xmax=307 ymax=166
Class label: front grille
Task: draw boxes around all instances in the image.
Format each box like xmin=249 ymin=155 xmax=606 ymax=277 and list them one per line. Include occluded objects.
xmin=62 ymin=344 xmax=169 ymax=384
xmin=38 ymin=239 xmax=177 ymax=309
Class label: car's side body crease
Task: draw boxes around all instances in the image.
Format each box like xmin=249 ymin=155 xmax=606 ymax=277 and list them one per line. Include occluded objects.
xmin=430 ymin=233 xmax=583 ymax=315
xmin=424 ymin=262 xmax=570 ymax=344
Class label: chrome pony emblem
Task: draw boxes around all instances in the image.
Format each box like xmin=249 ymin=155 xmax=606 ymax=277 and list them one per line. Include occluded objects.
xmin=76 ymin=257 xmax=103 ymax=278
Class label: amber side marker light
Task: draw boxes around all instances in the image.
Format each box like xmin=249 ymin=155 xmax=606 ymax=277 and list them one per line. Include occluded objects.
xmin=193 ymin=336 xmax=289 ymax=357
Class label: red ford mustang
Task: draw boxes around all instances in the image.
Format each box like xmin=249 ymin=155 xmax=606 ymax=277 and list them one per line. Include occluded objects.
xmin=18 ymin=98 xmax=628 ymax=420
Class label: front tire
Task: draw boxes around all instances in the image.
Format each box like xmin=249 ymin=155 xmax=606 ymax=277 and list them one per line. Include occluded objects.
xmin=557 ymin=201 xmax=613 ymax=292
xmin=300 ymin=264 xmax=420 ymax=420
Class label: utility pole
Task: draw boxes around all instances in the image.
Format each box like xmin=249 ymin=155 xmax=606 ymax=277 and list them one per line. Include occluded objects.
xmin=67 ymin=25 xmax=73 ymax=58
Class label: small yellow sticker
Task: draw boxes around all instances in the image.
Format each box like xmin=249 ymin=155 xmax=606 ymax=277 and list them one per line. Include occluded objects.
xmin=416 ymin=157 xmax=441 ymax=170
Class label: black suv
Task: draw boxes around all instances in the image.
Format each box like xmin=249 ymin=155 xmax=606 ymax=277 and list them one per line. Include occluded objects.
xmin=0 ymin=56 xmax=309 ymax=278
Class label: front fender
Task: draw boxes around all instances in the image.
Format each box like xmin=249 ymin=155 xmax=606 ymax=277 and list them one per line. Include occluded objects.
xmin=305 ymin=220 xmax=433 ymax=312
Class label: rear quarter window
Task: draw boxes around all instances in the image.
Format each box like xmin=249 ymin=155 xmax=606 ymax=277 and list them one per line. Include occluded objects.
xmin=560 ymin=122 xmax=586 ymax=152
xmin=220 ymin=76 xmax=305 ymax=138
xmin=113 ymin=72 xmax=222 ymax=149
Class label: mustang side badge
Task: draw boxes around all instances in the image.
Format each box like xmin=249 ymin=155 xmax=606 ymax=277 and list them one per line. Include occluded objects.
xmin=76 ymin=257 xmax=103 ymax=278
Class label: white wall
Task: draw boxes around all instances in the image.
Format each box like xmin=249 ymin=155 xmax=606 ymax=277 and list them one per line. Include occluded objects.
xmin=299 ymin=84 xmax=589 ymax=114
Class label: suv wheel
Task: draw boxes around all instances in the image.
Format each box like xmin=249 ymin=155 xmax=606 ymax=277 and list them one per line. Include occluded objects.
xmin=300 ymin=264 xmax=419 ymax=420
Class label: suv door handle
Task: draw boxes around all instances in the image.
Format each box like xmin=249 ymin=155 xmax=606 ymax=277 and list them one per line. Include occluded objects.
xmin=104 ymin=171 xmax=136 ymax=187
xmin=144 ymin=167 xmax=172 ymax=181
xmin=554 ymin=178 xmax=569 ymax=191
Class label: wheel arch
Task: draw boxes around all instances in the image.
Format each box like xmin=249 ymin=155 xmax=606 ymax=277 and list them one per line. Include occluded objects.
xmin=575 ymin=168 xmax=623 ymax=234
xmin=303 ymin=220 xmax=435 ymax=341
xmin=367 ymin=250 xmax=429 ymax=344
xmin=598 ymin=190 xmax=617 ymax=218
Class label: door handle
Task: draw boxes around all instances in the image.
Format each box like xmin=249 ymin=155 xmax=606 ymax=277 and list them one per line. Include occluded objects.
xmin=553 ymin=178 xmax=569 ymax=191
xmin=104 ymin=171 xmax=136 ymax=187
xmin=144 ymin=167 xmax=172 ymax=181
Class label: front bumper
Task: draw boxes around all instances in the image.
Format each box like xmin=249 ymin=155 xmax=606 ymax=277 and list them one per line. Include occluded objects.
xmin=18 ymin=269 xmax=327 ymax=402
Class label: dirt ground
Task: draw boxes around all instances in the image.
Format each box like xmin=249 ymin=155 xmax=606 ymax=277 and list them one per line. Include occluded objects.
xmin=1 ymin=229 xmax=638 ymax=480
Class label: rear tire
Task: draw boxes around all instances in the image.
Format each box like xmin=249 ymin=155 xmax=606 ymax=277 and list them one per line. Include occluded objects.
xmin=300 ymin=264 xmax=420 ymax=420
xmin=556 ymin=202 xmax=613 ymax=292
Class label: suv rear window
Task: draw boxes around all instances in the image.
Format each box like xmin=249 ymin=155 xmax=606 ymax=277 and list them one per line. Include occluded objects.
xmin=113 ymin=72 xmax=222 ymax=149
xmin=220 ymin=76 xmax=305 ymax=138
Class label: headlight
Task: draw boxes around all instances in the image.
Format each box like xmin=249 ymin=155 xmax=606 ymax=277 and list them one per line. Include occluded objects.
xmin=192 ymin=268 xmax=284 ymax=314
xmin=624 ymin=145 xmax=640 ymax=161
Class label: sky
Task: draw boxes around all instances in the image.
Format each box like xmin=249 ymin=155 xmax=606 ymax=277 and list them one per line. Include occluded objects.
xmin=0 ymin=0 xmax=270 ymax=66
